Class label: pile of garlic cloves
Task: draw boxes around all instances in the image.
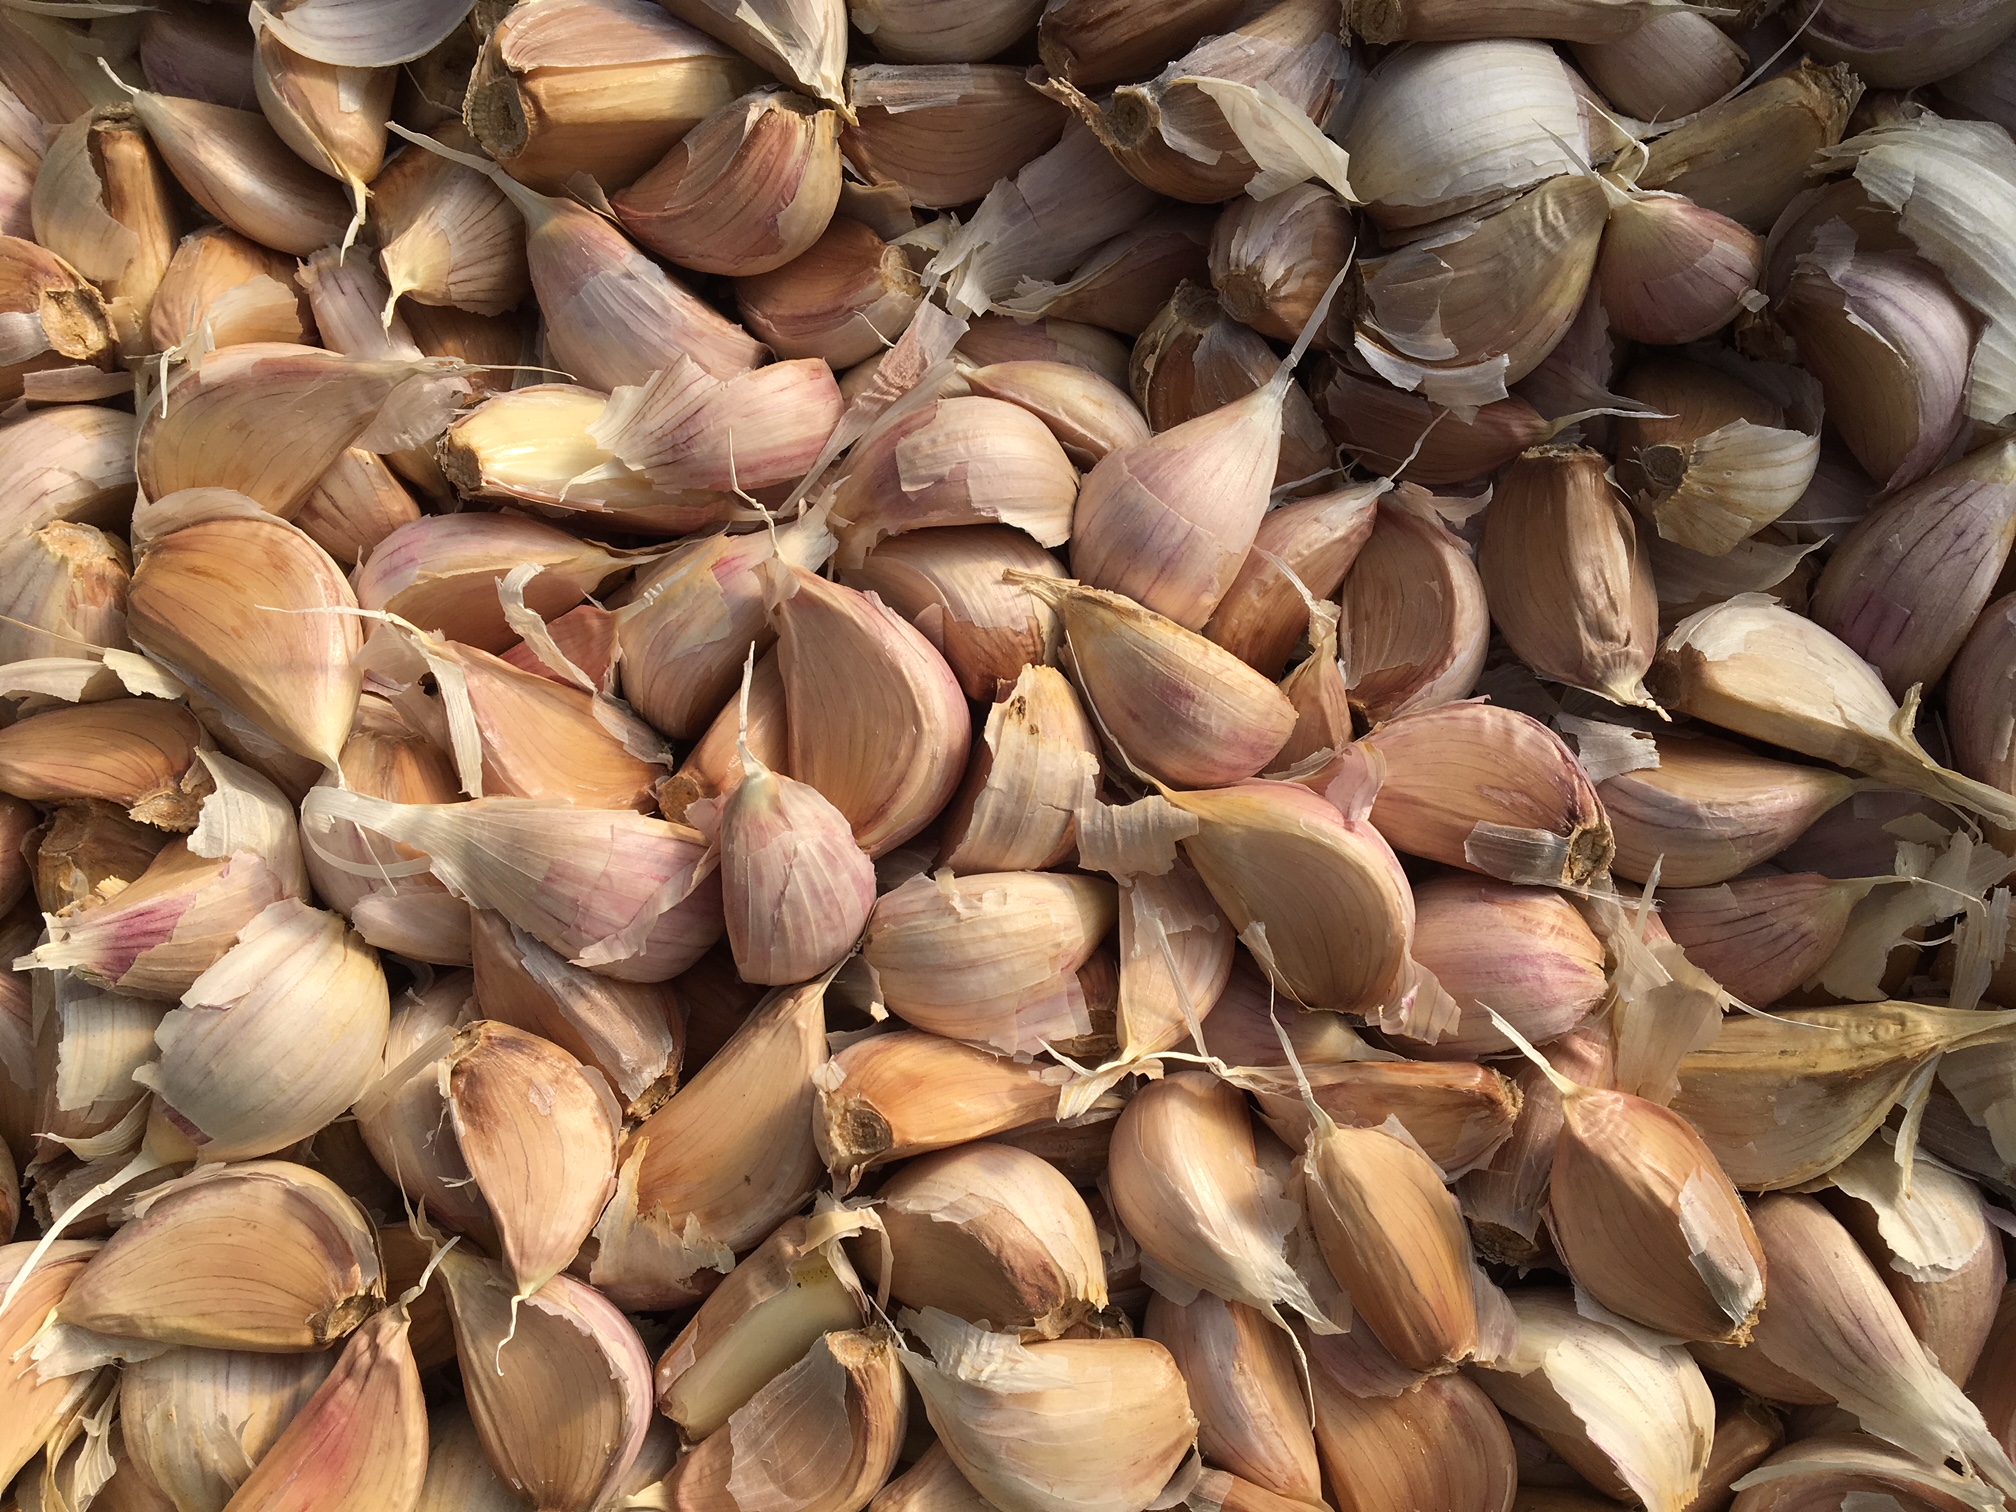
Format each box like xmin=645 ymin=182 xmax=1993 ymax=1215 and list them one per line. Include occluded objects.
xmin=5 ymin=0 xmax=2016 ymax=1509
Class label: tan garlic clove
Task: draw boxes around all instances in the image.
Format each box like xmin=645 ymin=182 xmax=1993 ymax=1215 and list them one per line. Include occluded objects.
xmin=1457 ymin=1028 xmax=1611 ymax=1267
xmin=840 ymin=64 xmax=1067 ymax=211
xmin=1362 ymin=701 xmax=1614 ymax=888
xmin=0 ymin=1241 xmax=102 ymax=1488
xmin=1596 ymin=188 xmax=1762 ymax=348
xmin=1182 ymin=952 xmax=1374 ymax=1070
xmin=851 ymin=0 xmax=1042 ymax=62
xmin=1973 ymin=1286 xmax=2016 ymax=1468
xmin=1627 ymin=378 xmax=1822 ymax=559
xmin=863 ymin=871 xmax=1116 ymax=1056
xmin=416 ymin=1400 xmax=527 ymax=1512
xmin=1396 ymin=876 xmax=1606 ymax=1058
xmin=1949 ymin=591 xmax=2016 ymax=795
xmin=1021 ymin=576 xmax=1296 ymax=788
xmin=1210 ymin=183 xmax=1352 ymax=346
xmin=770 ymin=564 xmax=971 ymax=859
xmin=373 ymin=122 xmax=530 ymax=316
xmin=1804 ymin=0 xmax=2016 ymax=87
xmin=29 ymin=106 xmax=177 ymax=350
xmin=1000 ymin=205 xmax=1213 ymax=338
xmin=813 ymin=1029 xmax=1066 ymax=1192
xmin=1672 ymin=1003 xmax=2016 ymax=1192
xmin=938 ymin=664 xmax=1101 ymax=874
xmin=663 ymin=1326 xmax=909 ymax=1512
xmin=868 ymin=1442 xmax=1000 ymax=1512
xmin=614 ymin=508 xmax=832 ymax=741
xmin=655 ymin=1213 xmax=869 ymax=1438
xmin=57 ymin=1161 xmax=381 ymax=1351
xmin=898 ymin=1308 xmax=1197 ymax=1512
xmin=840 ymin=526 xmax=1064 ymax=701
xmin=148 ymin=225 xmax=313 ymax=352
xmin=1107 ymin=1070 xmax=1340 ymax=1331
xmin=1776 ymin=247 xmax=1971 ymax=493
xmin=1345 ymin=0 xmax=1677 ymax=41
xmin=1746 ymin=1194 xmax=2016 ymax=1501
xmin=1596 ymin=731 xmax=1858 ymax=888
xmin=114 ymin=84 xmax=352 ymax=257
xmin=1639 ymin=58 xmax=1862 ymax=231
xmin=1355 ymin=174 xmax=1607 ymax=408
xmin=1813 ymin=437 xmax=2016 ymax=698
xmin=658 ymin=648 xmax=788 ymax=824
xmin=1656 ymin=873 xmax=1868 ymax=1009
xmin=471 ymin=909 xmax=681 ymax=1118
xmin=611 ymin=87 xmax=841 ymax=277
xmin=303 ymin=790 xmax=724 ymax=982
xmin=0 ymin=699 xmax=210 ymax=832
xmin=139 ymin=2 xmax=259 ymax=111
xmin=659 ymin=0 xmax=848 ymax=107
xmin=0 ymin=402 xmax=136 ymax=538
xmin=1313 ymin=361 xmax=1552 ymax=486
xmin=864 ymin=1141 xmax=1106 ymax=1337
xmin=589 ymin=980 xmax=826 ymax=1308
xmin=0 ymin=236 xmax=116 ymax=400
xmin=1472 ymin=1289 xmax=1717 ymax=1512
xmin=120 ymin=1346 xmax=335 ymax=1512
xmin=830 ymin=394 xmax=1077 ymax=565
xmin=1147 ymin=1292 xmax=1319 ymax=1503
xmin=1825 ymin=1135 xmax=2007 ymax=1385
xmin=1479 ymin=444 xmax=1660 ymax=710
xmin=1203 ymin=482 xmax=1384 ymax=680
xmin=252 ymin=28 xmax=393 ymax=224
xmin=31 ymin=802 xmax=172 ymax=915
xmin=1162 ymin=777 xmax=1414 ymax=1018
xmin=293 ymin=449 xmax=421 ymax=569
xmin=464 ymin=0 xmax=764 ymax=194
xmin=1570 ymin=11 xmax=1745 ymax=120
xmin=734 ymin=217 xmax=923 ymax=368
xmin=956 ymin=315 xmax=1130 ymax=388
xmin=960 ymin=361 xmax=1150 ymax=469
xmin=1339 ymin=484 xmax=1491 ymax=721
xmin=1035 ymin=0 xmax=1245 ymax=90
xmin=440 ymin=1249 xmax=655 ymax=1512
xmin=591 ymin=355 xmax=843 ymax=495
xmin=1306 ymin=1327 xmax=1519 ymax=1512
xmin=1651 ymin=595 xmax=2016 ymax=830
xmin=126 ymin=509 xmax=363 ymax=770
xmin=0 ymin=520 xmax=129 ymax=663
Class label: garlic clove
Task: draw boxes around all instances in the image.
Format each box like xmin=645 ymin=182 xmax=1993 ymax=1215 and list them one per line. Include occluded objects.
xmin=1314 ymin=361 xmax=1552 ymax=486
xmin=960 ymin=361 xmax=1150 ymax=469
xmin=1570 ymin=11 xmax=1745 ymax=119
xmin=1147 ymin=1291 xmax=1319 ymax=1504
xmin=1597 ymin=190 xmax=1763 ymax=348
xmin=937 ymin=665 xmax=1101 ymax=875
xmin=0 ymin=402 xmax=137 ymax=537
xmin=841 ymin=64 xmax=1066 ymax=213
xmin=0 ymin=235 xmax=117 ymax=396
xmin=416 ymin=1400 xmax=528 ymax=1512
xmin=734 ymin=215 xmax=924 ymax=368
xmin=1338 ymin=484 xmax=1491 ymax=721
xmin=28 ymin=105 xmax=178 ymax=353
xmin=1458 ymin=1028 xmax=1612 ymax=1267
xmin=149 ymin=224 xmax=313 ymax=352
xmin=292 ymin=449 xmax=421 ymax=571
xmin=1724 ymin=1430 xmax=2009 ymax=1512
xmin=1949 ymin=590 xmax=2016 ymax=795
xmin=1253 ymin=1053 xmax=1524 ymax=1182
xmin=252 ymin=28 xmax=393 ymax=223
xmin=1203 ymin=481 xmax=1384 ymax=680
xmin=1656 ymin=873 xmax=1869 ymax=1008
xmin=658 ymin=0 xmax=847 ymax=108
xmin=1210 ymin=182 xmax=1352 ymax=346
xmin=120 ymin=1345 xmax=335 ymax=1512
xmin=30 ymin=801 xmax=171 ymax=916
xmin=657 ymin=647 xmax=789 ymax=824
xmin=374 ymin=122 xmax=530 ymax=316
xmin=0 ymin=698 xmax=211 ymax=832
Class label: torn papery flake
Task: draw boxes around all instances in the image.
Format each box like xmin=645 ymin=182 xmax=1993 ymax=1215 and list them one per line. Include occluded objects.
xmin=1829 ymin=1134 xmax=1991 ymax=1285
xmin=1076 ymin=795 xmax=1201 ymax=880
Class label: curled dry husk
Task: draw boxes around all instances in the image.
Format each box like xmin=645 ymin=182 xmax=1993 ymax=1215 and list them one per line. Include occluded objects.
xmin=302 ymin=789 xmax=723 ymax=982
xmin=1650 ymin=594 xmax=2016 ymax=829
xmin=1339 ymin=484 xmax=1491 ymax=721
xmin=897 ymin=1306 xmax=1197 ymax=1512
xmin=588 ymin=979 xmax=826 ymax=1308
xmin=1363 ymin=700 xmax=1615 ymax=888
xmin=1470 ymin=1288 xmax=1717 ymax=1512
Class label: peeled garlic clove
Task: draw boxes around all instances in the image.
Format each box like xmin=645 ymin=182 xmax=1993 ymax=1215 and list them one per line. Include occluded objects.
xmin=589 ymin=980 xmax=825 ymax=1308
xmin=1339 ymin=484 xmax=1490 ymax=720
xmin=1472 ymin=1289 xmax=1716 ymax=1512
xmin=1108 ymin=1070 xmax=1339 ymax=1330
xmin=1812 ymin=436 xmax=2016 ymax=697
xmin=1776 ymin=247 xmax=1971 ymax=493
xmin=658 ymin=0 xmax=846 ymax=107
xmin=611 ymin=87 xmax=840 ymax=277
xmin=863 ymin=871 xmax=1116 ymax=1056
xmin=1363 ymin=701 xmax=1613 ymax=888
xmin=841 ymin=63 xmax=1066 ymax=212
xmin=656 ymin=1213 xmax=869 ymax=1438
xmin=1147 ymin=1291 xmax=1318 ymax=1503
xmin=120 ymin=1346 xmax=335 ymax=1512
xmin=840 ymin=526 xmax=1064 ymax=701
xmin=440 ymin=1249 xmax=655 ymax=1512
xmin=0 ymin=699 xmax=210 ymax=831
xmin=1306 ymin=1327 xmax=1519 ymax=1512
xmin=214 ymin=1305 xmax=427 ymax=1512
xmin=28 ymin=106 xmax=177 ymax=350
xmin=1652 ymin=594 xmax=2016 ymax=830
xmin=1639 ymin=58 xmax=1861 ymax=231
xmin=899 ymin=1307 xmax=1196 ymax=1512
xmin=831 ymin=395 xmax=1078 ymax=565
xmin=734 ymin=216 xmax=923 ymax=369
xmin=149 ymin=225 xmax=313 ymax=351
xmin=1596 ymin=731 xmax=1857 ymax=888
xmin=0 ymin=1241 xmax=102 ymax=1487
xmin=373 ymin=123 xmax=530 ymax=315
xmin=771 ymin=565 xmax=971 ymax=859
xmin=1656 ymin=873 xmax=1867 ymax=1008
xmin=1747 ymin=1194 xmax=2016 ymax=1500
xmin=1672 ymin=1003 xmax=2016 ymax=1191
xmin=464 ymin=0 xmax=764 ymax=194
xmin=119 ymin=87 xmax=351 ymax=257
xmin=58 ymin=1161 xmax=381 ymax=1351
xmin=1203 ymin=482 xmax=1383 ymax=679
xmin=470 ymin=910 xmax=681 ymax=1118
xmin=1395 ymin=876 xmax=1606 ymax=1058
xmin=1824 ymin=1136 xmax=2006 ymax=1385
xmin=1302 ymin=1114 xmax=1482 ymax=1371
xmin=1570 ymin=12 xmax=1745 ymax=119
xmin=813 ymin=1029 xmax=1066 ymax=1192
xmin=1479 ymin=444 xmax=1660 ymax=710
xmin=938 ymin=665 xmax=1101 ymax=875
